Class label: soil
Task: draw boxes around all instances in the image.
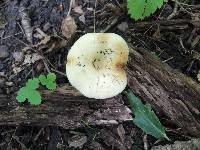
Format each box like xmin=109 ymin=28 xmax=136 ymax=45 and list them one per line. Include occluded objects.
xmin=0 ymin=0 xmax=200 ymax=149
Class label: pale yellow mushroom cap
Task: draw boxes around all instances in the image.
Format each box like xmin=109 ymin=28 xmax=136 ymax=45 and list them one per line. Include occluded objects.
xmin=66 ymin=33 xmax=129 ymax=99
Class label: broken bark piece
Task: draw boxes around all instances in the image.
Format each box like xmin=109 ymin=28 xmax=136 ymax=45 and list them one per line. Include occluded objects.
xmin=19 ymin=5 xmax=32 ymax=43
xmin=127 ymin=48 xmax=200 ymax=137
xmin=151 ymin=138 xmax=200 ymax=150
xmin=0 ymin=86 xmax=132 ymax=129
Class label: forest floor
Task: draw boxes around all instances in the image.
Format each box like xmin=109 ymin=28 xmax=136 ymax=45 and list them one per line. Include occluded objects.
xmin=0 ymin=0 xmax=200 ymax=149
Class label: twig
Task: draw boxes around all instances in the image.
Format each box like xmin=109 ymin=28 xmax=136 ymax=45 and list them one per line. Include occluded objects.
xmin=25 ymin=69 xmax=33 ymax=80
xmin=173 ymin=0 xmax=200 ymax=8
xmin=100 ymin=17 xmax=119 ymax=33
xmin=144 ymin=3 xmax=167 ymax=34
xmin=35 ymin=28 xmax=47 ymax=37
xmin=143 ymin=135 xmax=148 ymax=150
xmin=94 ymin=0 xmax=97 ymax=33
xmin=162 ymin=56 xmax=174 ymax=63
xmin=167 ymin=1 xmax=178 ymax=20
xmin=67 ymin=0 xmax=74 ymax=17
xmin=1 ymin=32 xmax=23 ymax=40
xmin=187 ymin=28 xmax=197 ymax=45
xmin=186 ymin=59 xmax=195 ymax=74
xmin=179 ymin=37 xmax=188 ymax=53
xmin=34 ymin=127 xmax=44 ymax=141
xmin=11 ymin=35 xmax=29 ymax=47
xmin=0 ymin=30 xmax=4 ymax=44
xmin=51 ymin=68 xmax=67 ymax=77
xmin=172 ymin=0 xmax=196 ymax=16
xmin=17 ymin=22 xmax=26 ymax=37
xmin=42 ymin=58 xmax=51 ymax=73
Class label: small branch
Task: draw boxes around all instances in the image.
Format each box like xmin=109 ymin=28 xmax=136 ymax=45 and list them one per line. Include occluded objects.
xmin=93 ymin=0 xmax=97 ymax=33
xmin=167 ymin=1 xmax=178 ymax=20
xmin=51 ymin=68 xmax=67 ymax=77
xmin=67 ymin=0 xmax=74 ymax=17
xmin=42 ymin=58 xmax=51 ymax=73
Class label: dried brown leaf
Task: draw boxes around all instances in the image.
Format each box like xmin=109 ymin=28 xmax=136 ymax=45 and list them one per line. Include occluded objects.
xmin=61 ymin=16 xmax=77 ymax=39
xmin=73 ymin=6 xmax=84 ymax=15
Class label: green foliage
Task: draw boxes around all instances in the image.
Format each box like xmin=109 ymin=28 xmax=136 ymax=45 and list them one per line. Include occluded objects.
xmin=127 ymin=0 xmax=165 ymax=20
xmin=16 ymin=73 xmax=57 ymax=105
xmin=125 ymin=90 xmax=169 ymax=140
xmin=16 ymin=78 xmax=41 ymax=105
xmin=39 ymin=73 xmax=57 ymax=90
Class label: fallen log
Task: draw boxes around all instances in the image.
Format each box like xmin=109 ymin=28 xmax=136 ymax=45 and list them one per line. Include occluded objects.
xmin=0 ymin=87 xmax=132 ymax=128
xmin=0 ymin=47 xmax=200 ymax=137
xmin=127 ymin=48 xmax=200 ymax=137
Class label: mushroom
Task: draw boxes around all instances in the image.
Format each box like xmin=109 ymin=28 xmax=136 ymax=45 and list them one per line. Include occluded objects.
xmin=66 ymin=33 xmax=129 ymax=99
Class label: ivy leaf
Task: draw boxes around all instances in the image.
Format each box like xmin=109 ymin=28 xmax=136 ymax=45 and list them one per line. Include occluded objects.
xmin=127 ymin=0 xmax=165 ymax=20
xmin=125 ymin=90 xmax=169 ymax=140
xmin=39 ymin=73 xmax=57 ymax=90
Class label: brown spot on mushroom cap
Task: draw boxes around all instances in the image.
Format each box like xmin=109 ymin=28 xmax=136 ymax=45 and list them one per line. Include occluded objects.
xmin=67 ymin=56 xmax=76 ymax=65
xmin=115 ymin=63 xmax=125 ymax=71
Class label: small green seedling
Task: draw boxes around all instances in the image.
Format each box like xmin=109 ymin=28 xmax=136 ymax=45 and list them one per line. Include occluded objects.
xmin=127 ymin=0 xmax=165 ymax=20
xmin=39 ymin=73 xmax=57 ymax=90
xmin=16 ymin=73 xmax=57 ymax=105
xmin=16 ymin=78 xmax=41 ymax=105
xmin=125 ymin=90 xmax=169 ymax=140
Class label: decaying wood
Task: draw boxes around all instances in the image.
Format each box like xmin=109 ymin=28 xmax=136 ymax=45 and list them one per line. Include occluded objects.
xmin=0 ymin=47 xmax=200 ymax=137
xmin=127 ymin=48 xmax=200 ymax=137
xmin=0 ymin=86 xmax=132 ymax=129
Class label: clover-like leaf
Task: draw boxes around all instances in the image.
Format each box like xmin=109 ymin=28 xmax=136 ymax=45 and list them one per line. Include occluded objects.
xmin=16 ymin=77 xmax=42 ymax=105
xmin=16 ymin=87 xmax=28 ymax=102
xmin=46 ymin=82 xmax=57 ymax=90
xmin=28 ymin=90 xmax=42 ymax=105
xmin=39 ymin=73 xmax=57 ymax=90
xmin=26 ymin=78 xmax=40 ymax=90
xmin=47 ymin=73 xmax=56 ymax=81
xmin=39 ymin=75 xmax=47 ymax=85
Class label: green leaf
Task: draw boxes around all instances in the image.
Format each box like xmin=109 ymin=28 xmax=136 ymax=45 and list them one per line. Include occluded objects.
xmin=47 ymin=73 xmax=56 ymax=81
xmin=39 ymin=75 xmax=47 ymax=85
xmin=39 ymin=73 xmax=57 ymax=90
xmin=125 ymin=90 xmax=169 ymax=140
xmin=16 ymin=77 xmax=42 ymax=105
xmin=16 ymin=87 xmax=28 ymax=102
xmin=28 ymin=90 xmax=42 ymax=105
xmin=16 ymin=73 xmax=57 ymax=106
xmin=26 ymin=78 xmax=40 ymax=89
xmin=46 ymin=82 xmax=57 ymax=90
xmin=16 ymin=87 xmax=42 ymax=105
xmin=127 ymin=0 xmax=165 ymax=20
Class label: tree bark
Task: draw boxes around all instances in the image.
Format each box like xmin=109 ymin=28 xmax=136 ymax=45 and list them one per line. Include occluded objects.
xmin=0 ymin=86 xmax=132 ymax=129
xmin=127 ymin=48 xmax=200 ymax=137
xmin=0 ymin=47 xmax=200 ymax=137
